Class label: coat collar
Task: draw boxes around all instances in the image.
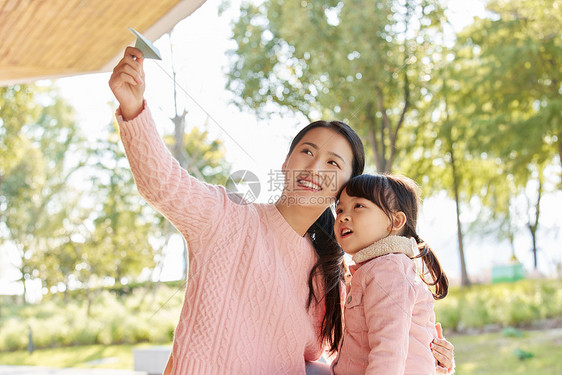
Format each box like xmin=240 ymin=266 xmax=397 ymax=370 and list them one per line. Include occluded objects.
xmin=351 ymin=235 xmax=417 ymax=265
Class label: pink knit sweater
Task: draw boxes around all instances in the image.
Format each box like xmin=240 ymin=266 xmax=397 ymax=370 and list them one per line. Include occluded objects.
xmin=117 ymin=103 xmax=325 ymax=374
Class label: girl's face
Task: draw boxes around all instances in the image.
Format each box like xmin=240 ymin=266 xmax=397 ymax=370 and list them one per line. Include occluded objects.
xmin=282 ymin=127 xmax=354 ymax=209
xmin=335 ymin=190 xmax=392 ymax=255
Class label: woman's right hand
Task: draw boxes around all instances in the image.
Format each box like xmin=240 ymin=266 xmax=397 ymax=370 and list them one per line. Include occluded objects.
xmin=108 ymin=47 xmax=146 ymax=120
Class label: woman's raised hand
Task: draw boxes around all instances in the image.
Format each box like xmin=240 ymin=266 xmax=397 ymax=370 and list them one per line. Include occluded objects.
xmin=108 ymin=47 xmax=146 ymax=120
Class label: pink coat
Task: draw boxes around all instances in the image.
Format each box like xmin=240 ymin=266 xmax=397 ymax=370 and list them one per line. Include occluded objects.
xmin=332 ymin=236 xmax=437 ymax=374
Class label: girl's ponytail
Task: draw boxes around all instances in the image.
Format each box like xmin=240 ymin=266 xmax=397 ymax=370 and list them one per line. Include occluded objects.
xmin=413 ymin=234 xmax=448 ymax=300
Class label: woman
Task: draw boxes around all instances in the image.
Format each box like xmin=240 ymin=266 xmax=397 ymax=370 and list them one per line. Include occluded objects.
xmin=109 ymin=47 xmax=454 ymax=374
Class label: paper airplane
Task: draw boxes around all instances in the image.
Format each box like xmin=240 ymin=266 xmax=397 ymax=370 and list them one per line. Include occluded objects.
xmin=128 ymin=27 xmax=162 ymax=60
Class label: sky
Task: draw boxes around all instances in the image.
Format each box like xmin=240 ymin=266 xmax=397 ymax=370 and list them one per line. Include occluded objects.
xmin=1 ymin=0 xmax=561 ymax=297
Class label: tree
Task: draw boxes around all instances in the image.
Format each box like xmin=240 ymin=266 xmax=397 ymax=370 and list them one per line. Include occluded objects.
xmin=226 ymin=0 xmax=447 ymax=173
xmin=0 ymin=85 xmax=39 ymax=190
xmin=0 ymin=84 xmax=87 ymax=302
xmin=455 ymin=0 xmax=561 ymax=183
xmin=472 ymin=160 xmax=551 ymax=270
xmin=400 ymin=63 xmax=482 ymax=287
xmin=86 ymin=117 xmax=157 ymax=286
xmin=151 ymin=30 xmax=233 ymax=281
xmin=524 ymin=164 xmax=544 ymax=269
xmin=447 ymin=0 xmax=561 ymax=270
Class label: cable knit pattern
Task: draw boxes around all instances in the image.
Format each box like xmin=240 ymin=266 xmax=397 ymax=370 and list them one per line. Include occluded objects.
xmin=117 ymin=103 xmax=325 ymax=375
xmin=332 ymin=237 xmax=437 ymax=375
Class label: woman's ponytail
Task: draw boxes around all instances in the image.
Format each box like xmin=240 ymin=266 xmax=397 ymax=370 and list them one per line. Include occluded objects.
xmin=286 ymin=119 xmax=364 ymax=354
xmin=307 ymin=207 xmax=344 ymax=354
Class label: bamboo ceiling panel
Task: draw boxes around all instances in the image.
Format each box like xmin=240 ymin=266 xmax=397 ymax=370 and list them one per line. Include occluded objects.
xmin=0 ymin=0 xmax=205 ymax=86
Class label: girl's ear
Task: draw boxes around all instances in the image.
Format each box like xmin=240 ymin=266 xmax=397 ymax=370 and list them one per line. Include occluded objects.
xmin=281 ymin=158 xmax=287 ymax=172
xmin=391 ymin=211 xmax=407 ymax=233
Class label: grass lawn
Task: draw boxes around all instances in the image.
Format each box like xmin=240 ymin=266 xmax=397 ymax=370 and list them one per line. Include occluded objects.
xmin=0 ymin=343 xmax=163 ymax=369
xmin=1 ymin=329 xmax=561 ymax=374
xmin=451 ymin=328 xmax=562 ymax=374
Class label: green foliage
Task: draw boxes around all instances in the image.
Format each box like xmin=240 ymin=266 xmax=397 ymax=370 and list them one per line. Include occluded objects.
xmin=451 ymin=328 xmax=562 ymax=374
xmin=0 ymin=284 xmax=183 ymax=351
xmin=227 ymin=0 xmax=447 ymax=172
xmin=1 ymin=83 xmax=230 ymax=298
xmin=454 ymin=0 xmax=561 ymax=178
xmin=457 ymin=1 xmax=562 ymax=267
xmin=79 ymin=117 xmax=157 ymax=286
xmin=1 ymin=279 xmax=559 ymax=352
xmin=399 ymin=0 xmax=561 ymax=281
xmin=435 ymin=279 xmax=562 ymax=332
xmin=0 ymin=83 xmax=88 ymax=301
xmin=226 ymin=0 xmax=560 ymax=285
xmin=163 ymin=125 xmax=231 ymax=186
xmin=503 ymin=326 xmax=523 ymax=337
xmin=0 ymin=343 xmax=144 ymax=369
xmin=2 ymin=329 xmax=562 ymax=374
xmin=0 ymin=85 xmax=39 ymax=181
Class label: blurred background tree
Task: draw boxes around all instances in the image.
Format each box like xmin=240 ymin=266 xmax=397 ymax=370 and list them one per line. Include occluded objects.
xmin=158 ymin=31 xmax=233 ymax=280
xmin=0 ymin=80 xmax=231 ymax=303
xmin=0 ymin=85 xmax=87 ymax=302
xmin=446 ymin=0 xmax=561 ymax=271
xmin=225 ymin=0 xmax=560 ymax=286
xmin=226 ymin=0 xmax=447 ymax=174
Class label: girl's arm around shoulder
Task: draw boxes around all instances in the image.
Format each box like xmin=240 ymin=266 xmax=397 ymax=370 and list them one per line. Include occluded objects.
xmin=117 ymin=102 xmax=240 ymax=247
xmin=360 ymin=255 xmax=416 ymax=375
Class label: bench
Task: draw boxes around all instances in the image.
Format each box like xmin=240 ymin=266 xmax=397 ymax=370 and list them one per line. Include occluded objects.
xmin=133 ymin=346 xmax=171 ymax=375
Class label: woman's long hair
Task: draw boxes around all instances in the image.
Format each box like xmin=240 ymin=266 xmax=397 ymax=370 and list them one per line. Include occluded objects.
xmin=287 ymin=120 xmax=365 ymax=354
xmin=339 ymin=174 xmax=448 ymax=299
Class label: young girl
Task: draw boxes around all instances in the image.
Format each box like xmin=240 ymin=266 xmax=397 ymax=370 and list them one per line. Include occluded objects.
xmin=332 ymin=174 xmax=450 ymax=374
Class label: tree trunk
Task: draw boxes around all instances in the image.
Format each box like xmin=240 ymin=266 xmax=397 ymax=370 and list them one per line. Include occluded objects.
xmin=376 ymin=87 xmax=388 ymax=171
xmin=558 ymin=132 xmax=562 ymax=187
xmin=366 ymin=102 xmax=384 ymax=173
xmin=20 ymin=275 xmax=28 ymax=305
xmin=63 ymin=276 xmax=69 ymax=303
xmin=171 ymin=110 xmax=191 ymax=281
xmin=167 ymin=33 xmax=191 ymax=282
xmin=508 ymin=226 xmax=518 ymax=262
xmin=449 ymin=144 xmax=471 ymax=287
xmin=527 ymin=173 xmax=543 ymax=269
xmin=85 ymin=279 xmax=92 ymax=316
xmin=368 ymin=125 xmax=385 ymax=173
xmin=529 ymin=227 xmax=538 ymax=269
xmin=442 ymin=79 xmax=470 ymax=287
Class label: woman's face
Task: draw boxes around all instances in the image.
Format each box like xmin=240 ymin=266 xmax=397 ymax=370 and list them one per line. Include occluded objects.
xmin=281 ymin=127 xmax=354 ymax=209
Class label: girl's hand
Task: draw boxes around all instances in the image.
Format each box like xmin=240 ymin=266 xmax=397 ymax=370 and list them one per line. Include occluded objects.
xmin=108 ymin=47 xmax=146 ymax=120
xmin=433 ymin=323 xmax=455 ymax=373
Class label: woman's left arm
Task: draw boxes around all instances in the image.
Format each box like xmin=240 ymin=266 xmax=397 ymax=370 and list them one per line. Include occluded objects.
xmin=432 ymin=323 xmax=455 ymax=374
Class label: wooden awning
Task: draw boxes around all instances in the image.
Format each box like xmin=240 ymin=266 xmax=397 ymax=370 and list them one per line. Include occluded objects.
xmin=0 ymin=0 xmax=206 ymax=86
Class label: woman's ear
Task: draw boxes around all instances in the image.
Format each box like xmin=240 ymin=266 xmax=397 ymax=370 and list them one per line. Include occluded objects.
xmin=391 ymin=211 xmax=407 ymax=233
